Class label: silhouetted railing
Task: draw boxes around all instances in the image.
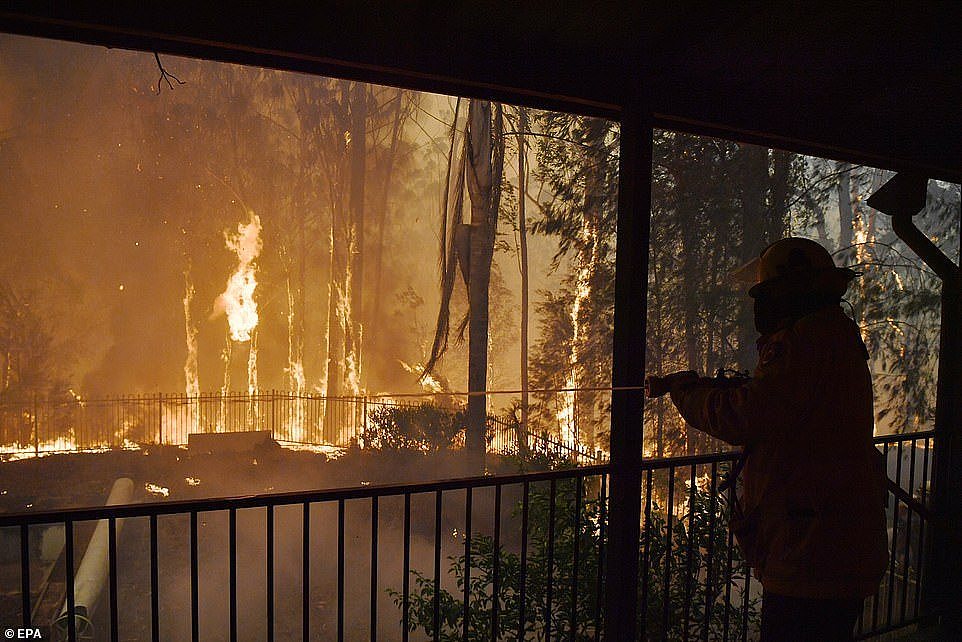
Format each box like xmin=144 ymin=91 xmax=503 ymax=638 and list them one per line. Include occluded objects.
xmin=0 ymin=431 xmax=932 ymax=640
xmin=856 ymin=431 xmax=935 ymax=639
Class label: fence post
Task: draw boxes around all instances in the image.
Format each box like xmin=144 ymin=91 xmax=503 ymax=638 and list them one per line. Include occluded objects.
xmin=33 ymin=392 xmax=39 ymax=456
xmin=362 ymin=396 xmax=368 ymax=444
xmin=270 ymin=390 xmax=276 ymax=439
xmin=157 ymin=393 xmax=164 ymax=445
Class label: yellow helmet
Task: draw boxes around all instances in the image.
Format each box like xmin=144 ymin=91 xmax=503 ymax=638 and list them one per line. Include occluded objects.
xmin=739 ymin=237 xmax=859 ymax=299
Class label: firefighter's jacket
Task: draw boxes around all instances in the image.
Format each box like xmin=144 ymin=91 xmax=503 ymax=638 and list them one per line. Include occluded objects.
xmin=670 ymin=305 xmax=888 ymax=598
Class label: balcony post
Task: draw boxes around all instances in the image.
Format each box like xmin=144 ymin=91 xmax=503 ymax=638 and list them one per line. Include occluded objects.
xmin=872 ymin=174 xmax=962 ymax=629
xmin=606 ymin=88 xmax=651 ymax=639
xmin=922 ymin=224 xmax=962 ymax=629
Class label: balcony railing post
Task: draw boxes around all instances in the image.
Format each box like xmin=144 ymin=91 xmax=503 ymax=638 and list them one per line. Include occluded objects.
xmin=606 ymin=87 xmax=651 ymax=640
xmin=923 ymin=265 xmax=962 ymax=629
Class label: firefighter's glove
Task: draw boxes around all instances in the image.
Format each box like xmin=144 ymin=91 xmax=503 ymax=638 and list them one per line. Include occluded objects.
xmin=645 ymin=370 xmax=699 ymax=398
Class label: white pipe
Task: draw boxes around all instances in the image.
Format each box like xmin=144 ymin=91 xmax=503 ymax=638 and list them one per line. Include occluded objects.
xmin=54 ymin=477 xmax=134 ymax=639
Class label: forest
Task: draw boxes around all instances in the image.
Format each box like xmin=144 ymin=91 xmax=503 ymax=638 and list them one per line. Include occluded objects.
xmin=0 ymin=34 xmax=957 ymax=462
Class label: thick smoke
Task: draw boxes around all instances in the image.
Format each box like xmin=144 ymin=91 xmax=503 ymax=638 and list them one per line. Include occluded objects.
xmin=0 ymin=34 xmax=568 ymax=404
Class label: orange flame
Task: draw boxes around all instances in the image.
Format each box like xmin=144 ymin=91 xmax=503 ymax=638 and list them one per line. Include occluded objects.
xmin=216 ymin=211 xmax=262 ymax=342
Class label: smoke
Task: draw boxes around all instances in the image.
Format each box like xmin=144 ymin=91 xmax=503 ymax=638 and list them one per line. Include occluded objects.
xmin=0 ymin=33 xmax=571 ymax=417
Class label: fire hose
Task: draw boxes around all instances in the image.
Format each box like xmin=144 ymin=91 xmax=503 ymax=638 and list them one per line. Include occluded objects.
xmin=53 ymin=477 xmax=134 ymax=641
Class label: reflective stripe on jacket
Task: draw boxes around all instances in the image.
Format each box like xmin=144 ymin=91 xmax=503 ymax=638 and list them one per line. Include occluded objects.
xmin=670 ymin=306 xmax=888 ymax=598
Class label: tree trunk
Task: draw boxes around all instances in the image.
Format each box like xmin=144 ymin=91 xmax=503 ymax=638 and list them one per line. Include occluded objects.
xmin=464 ymin=100 xmax=504 ymax=468
xmin=344 ymin=81 xmax=367 ymax=394
xmin=517 ymin=107 xmax=530 ymax=456
xmin=371 ymin=89 xmax=405 ymax=332
xmin=735 ymin=144 xmax=769 ymax=372
xmin=837 ymin=162 xmax=854 ymax=250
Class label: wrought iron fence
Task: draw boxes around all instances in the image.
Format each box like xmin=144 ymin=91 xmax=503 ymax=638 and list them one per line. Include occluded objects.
xmin=0 ymin=392 xmax=600 ymax=463
xmin=0 ymin=431 xmax=929 ymax=640
xmin=0 ymin=392 xmax=369 ymax=453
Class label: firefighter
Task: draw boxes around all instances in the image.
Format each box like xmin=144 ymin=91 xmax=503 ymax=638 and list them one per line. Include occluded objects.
xmin=666 ymin=237 xmax=888 ymax=641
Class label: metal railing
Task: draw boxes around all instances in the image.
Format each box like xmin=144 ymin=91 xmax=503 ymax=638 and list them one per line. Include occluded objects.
xmin=856 ymin=431 xmax=935 ymax=639
xmin=0 ymin=392 xmax=601 ymax=464
xmin=0 ymin=392 xmax=370 ymax=453
xmin=0 ymin=432 xmax=932 ymax=640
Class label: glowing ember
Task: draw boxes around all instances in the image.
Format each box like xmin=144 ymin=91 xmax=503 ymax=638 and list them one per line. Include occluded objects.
xmin=215 ymin=211 xmax=263 ymax=342
xmin=275 ymin=441 xmax=346 ymax=459
xmin=145 ymin=483 xmax=170 ymax=497
xmin=185 ymin=477 xmax=201 ymax=486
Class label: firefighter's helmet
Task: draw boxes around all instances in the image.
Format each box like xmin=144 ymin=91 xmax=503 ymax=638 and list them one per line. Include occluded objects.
xmin=736 ymin=237 xmax=859 ymax=299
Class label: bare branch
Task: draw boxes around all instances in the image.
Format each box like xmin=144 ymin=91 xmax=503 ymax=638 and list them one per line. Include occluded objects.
xmin=154 ymin=53 xmax=186 ymax=94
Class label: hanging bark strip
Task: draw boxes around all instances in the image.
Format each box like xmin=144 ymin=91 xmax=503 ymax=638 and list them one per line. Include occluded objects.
xmin=423 ymin=99 xmax=465 ymax=377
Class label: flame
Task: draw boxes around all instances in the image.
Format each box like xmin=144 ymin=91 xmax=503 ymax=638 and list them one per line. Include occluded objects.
xmin=285 ymin=279 xmax=306 ymax=442
xmin=183 ymin=270 xmax=200 ymax=433
xmin=216 ymin=211 xmax=262 ymax=343
xmin=0 ymin=435 xmax=141 ymax=461
xmin=247 ymin=331 xmax=259 ymax=424
xmin=399 ymin=360 xmax=444 ymax=394
xmin=340 ymin=232 xmax=362 ymax=397
xmin=557 ymin=221 xmax=598 ymax=449
xmin=247 ymin=330 xmax=259 ymax=394
xmin=218 ymin=337 xmax=232 ymax=432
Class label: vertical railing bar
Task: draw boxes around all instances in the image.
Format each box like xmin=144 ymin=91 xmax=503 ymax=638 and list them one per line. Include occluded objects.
xmin=546 ymin=478 xmax=557 ymax=641
xmin=433 ymin=490 xmax=442 ymax=642
xmin=20 ymin=524 xmax=30 ymax=628
xmin=229 ymin=508 xmax=237 ymax=642
xmin=570 ymin=475 xmax=583 ymax=641
xmin=594 ymin=473 xmax=608 ymax=642
xmin=723 ymin=465 xmax=735 ymax=642
xmin=703 ymin=461 xmax=718 ymax=640
xmin=872 ymin=442 xmax=889 ymax=631
xmin=887 ymin=440 xmax=903 ymax=627
xmin=518 ymin=480 xmax=530 ymax=640
xmin=267 ymin=505 xmax=274 ymax=642
xmin=901 ymin=438 xmax=917 ymax=621
xmin=371 ymin=496 xmax=379 ymax=642
xmin=740 ymin=563 xmax=750 ymax=642
xmin=683 ymin=464 xmax=697 ymax=641
xmin=190 ymin=511 xmax=199 ymax=642
xmin=150 ymin=514 xmax=160 ymax=642
xmin=109 ymin=517 xmax=119 ymax=642
xmin=65 ymin=519 xmax=76 ymax=642
xmin=338 ymin=498 xmax=345 ymax=642
xmin=492 ymin=483 xmax=502 ymax=642
xmin=639 ymin=468 xmax=654 ymax=640
xmin=462 ymin=486 xmax=473 ymax=642
xmin=403 ymin=493 xmax=412 ymax=642
xmin=915 ymin=437 xmax=931 ymax=618
xmin=663 ymin=468 xmax=675 ymax=635
xmin=301 ymin=499 xmax=314 ymax=640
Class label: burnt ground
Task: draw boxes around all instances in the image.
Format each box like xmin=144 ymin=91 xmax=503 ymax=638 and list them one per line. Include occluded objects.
xmin=0 ymin=445 xmax=527 ymax=514
xmin=0 ymin=447 xmax=545 ymax=641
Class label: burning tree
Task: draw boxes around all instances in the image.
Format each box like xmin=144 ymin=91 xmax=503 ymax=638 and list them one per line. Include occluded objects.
xmin=0 ymin=283 xmax=65 ymax=400
xmin=424 ymin=99 xmax=505 ymax=468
